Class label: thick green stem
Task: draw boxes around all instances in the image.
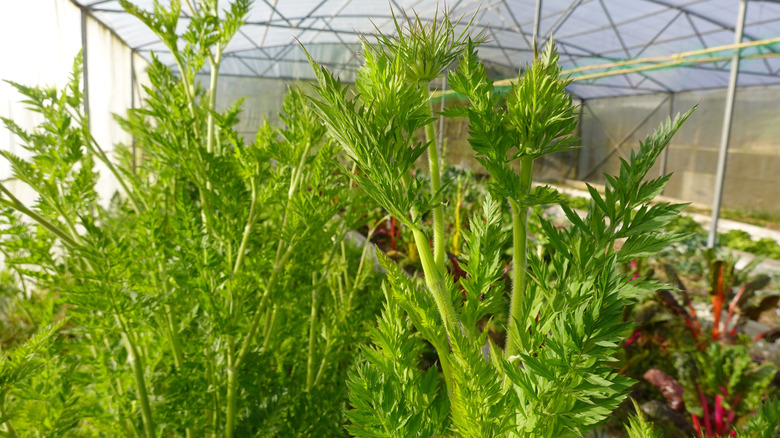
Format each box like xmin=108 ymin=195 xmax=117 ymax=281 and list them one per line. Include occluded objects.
xmin=225 ymin=140 xmax=311 ymax=436
xmin=82 ymin=128 xmax=146 ymax=213
xmin=306 ymin=273 xmax=319 ymax=391
xmin=424 ymin=103 xmax=446 ymax=271
xmin=117 ymin=316 xmax=156 ymax=438
xmin=345 ymin=220 xmax=382 ymax=312
xmin=411 ymin=227 xmax=457 ymax=398
xmin=164 ymin=304 xmax=185 ymax=371
xmin=232 ymin=179 xmax=258 ymax=277
xmin=225 ymin=345 xmax=237 ymax=438
xmin=261 ymin=306 xmax=278 ymax=352
xmin=412 ymin=229 xmax=457 ymax=335
xmin=205 ymin=351 xmax=218 ymax=437
xmin=172 ymin=56 xmax=198 ymax=134
xmin=206 ymin=47 xmax=222 ymax=156
xmin=0 ymin=183 xmax=79 ymax=248
xmin=0 ymin=391 xmax=19 ymax=438
xmin=505 ymin=155 xmax=534 ymax=359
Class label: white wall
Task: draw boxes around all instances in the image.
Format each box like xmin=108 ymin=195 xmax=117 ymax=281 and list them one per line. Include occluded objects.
xmin=0 ymin=0 xmax=148 ymax=203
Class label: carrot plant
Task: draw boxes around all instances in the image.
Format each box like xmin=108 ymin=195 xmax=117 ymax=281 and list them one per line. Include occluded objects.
xmin=0 ymin=1 xmax=384 ymax=436
xmin=306 ymin=9 xmax=695 ymax=437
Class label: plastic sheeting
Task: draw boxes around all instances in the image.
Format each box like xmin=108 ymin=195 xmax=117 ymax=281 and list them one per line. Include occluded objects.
xmin=577 ymin=83 xmax=780 ymax=213
xmin=73 ymin=0 xmax=780 ymax=99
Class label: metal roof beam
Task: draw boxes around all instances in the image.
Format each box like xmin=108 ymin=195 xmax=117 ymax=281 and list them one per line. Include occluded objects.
xmin=645 ymin=0 xmax=777 ymax=53
xmin=499 ymin=0 xmax=533 ymax=49
xmin=548 ymin=0 xmax=586 ymax=37
xmin=633 ymin=10 xmax=684 ymax=59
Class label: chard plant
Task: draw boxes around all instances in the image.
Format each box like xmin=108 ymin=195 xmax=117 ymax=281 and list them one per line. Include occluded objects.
xmin=0 ymin=1 xmax=384 ymax=436
xmin=306 ymin=9 xmax=694 ymax=437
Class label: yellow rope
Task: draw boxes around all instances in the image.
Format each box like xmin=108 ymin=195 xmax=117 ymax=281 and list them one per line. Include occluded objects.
xmin=430 ymin=36 xmax=780 ymax=98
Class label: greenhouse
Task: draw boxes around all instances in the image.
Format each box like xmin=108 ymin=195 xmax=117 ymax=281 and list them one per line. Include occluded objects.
xmin=1 ymin=0 xmax=779 ymax=436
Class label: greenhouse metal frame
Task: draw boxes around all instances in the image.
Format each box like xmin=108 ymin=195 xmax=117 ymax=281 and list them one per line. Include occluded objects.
xmin=9 ymin=0 xmax=780 ymax=244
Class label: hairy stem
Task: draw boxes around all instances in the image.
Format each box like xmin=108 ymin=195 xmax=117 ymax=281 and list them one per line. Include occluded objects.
xmin=306 ymin=273 xmax=320 ymax=391
xmin=206 ymin=46 xmax=222 ymax=156
xmin=425 ymin=97 xmax=446 ymax=271
xmin=411 ymin=227 xmax=456 ymax=398
xmin=505 ymin=155 xmax=534 ymax=359
xmin=115 ymin=314 xmax=156 ymax=438
xmin=225 ymin=344 xmax=237 ymax=438
xmin=0 ymin=391 xmax=19 ymax=438
xmin=164 ymin=304 xmax=185 ymax=370
xmin=261 ymin=306 xmax=278 ymax=352
xmin=232 ymin=179 xmax=258 ymax=278
xmin=346 ymin=220 xmax=383 ymax=311
xmin=0 ymin=183 xmax=80 ymax=248
xmin=81 ymin=127 xmax=146 ymax=213
xmin=225 ymin=140 xmax=312 ymax=436
xmin=172 ymin=56 xmax=198 ymax=136
xmin=205 ymin=350 xmax=218 ymax=437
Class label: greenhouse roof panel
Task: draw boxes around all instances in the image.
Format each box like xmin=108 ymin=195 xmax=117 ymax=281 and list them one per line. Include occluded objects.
xmin=73 ymin=0 xmax=780 ymax=99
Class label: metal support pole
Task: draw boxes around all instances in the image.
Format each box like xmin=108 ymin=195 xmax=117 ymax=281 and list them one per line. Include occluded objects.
xmin=439 ymin=76 xmax=446 ymax=155
xmin=659 ymin=93 xmax=675 ymax=178
xmin=533 ymin=0 xmax=543 ymax=43
xmin=130 ymin=51 xmax=137 ymax=173
xmin=707 ymin=0 xmax=747 ymax=248
xmin=572 ymin=98 xmax=585 ymax=179
xmin=80 ymin=9 xmax=90 ymax=129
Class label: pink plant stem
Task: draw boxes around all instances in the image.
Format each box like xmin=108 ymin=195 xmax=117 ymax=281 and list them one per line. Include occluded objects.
xmin=688 ymin=302 xmax=704 ymax=336
xmin=692 ymin=415 xmax=703 ymax=438
xmin=625 ymin=330 xmax=641 ymax=346
xmin=696 ymin=382 xmax=714 ymax=438
xmin=714 ymin=394 xmax=724 ymax=436
xmin=630 ymin=259 xmax=640 ymax=280
xmin=753 ymin=332 xmax=767 ymax=342
xmin=724 ymin=284 xmax=748 ymax=334
xmin=726 ymin=393 xmax=741 ymax=427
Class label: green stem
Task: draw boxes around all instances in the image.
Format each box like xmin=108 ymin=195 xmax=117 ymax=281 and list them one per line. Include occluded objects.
xmin=261 ymin=306 xmax=278 ymax=352
xmin=164 ymin=304 xmax=185 ymax=371
xmin=81 ymin=127 xmax=146 ymax=213
xmin=0 ymin=391 xmax=19 ymax=438
xmin=411 ymin=227 xmax=457 ymax=398
xmin=116 ymin=314 xmax=156 ymax=438
xmin=232 ymin=179 xmax=257 ymax=277
xmin=225 ymin=344 xmax=237 ymax=438
xmin=172 ymin=56 xmax=198 ymax=134
xmin=225 ymin=140 xmax=311 ymax=435
xmin=0 ymin=183 xmax=79 ymax=248
xmin=306 ymin=273 xmax=319 ymax=391
xmin=312 ymin=339 xmax=332 ymax=388
xmin=505 ymin=155 xmax=534 ymax=360
xmin=205 ymin=350 xmax=218 ymax=437
xmin=425 ymin=100 xmax=446 ymax=271
xmin=412 ymin=228 xmax=457 ymax=335
xmin=207 ymin=47 xmax=222 ymax=156
xmin=346 ymin=220 xmax=382 ymax=312
xmin=341 ymin=241 xmax=351 ymax=294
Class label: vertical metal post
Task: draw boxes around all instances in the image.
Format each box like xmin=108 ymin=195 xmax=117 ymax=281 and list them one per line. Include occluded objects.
xmin=707 ymin=0 xmax=747 ymax=248
xmin=533 ymin=0 xmax=543 ymax=43
xmin=130 ymin=51 xmax=137 ymax=174
xmin=80 ymin=9 xmax=90 ymax=129
xmin=439 ymin=76 xmax=446 ymax=154
xmin=659 ymin=93 xmax=674 ymax=178
xmin=572 ymin=98 xmax=585 ymax=179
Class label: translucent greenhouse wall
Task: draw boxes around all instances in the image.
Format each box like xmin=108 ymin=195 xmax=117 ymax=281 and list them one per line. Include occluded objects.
xmin=2 ymin=1 xmax=778 ymax=218
xmin=200 ymin=74 xmax=307 ymax=141
xmin=577 ymin=84 xmax=780 ymax=215
xmin=433 ymin=98 xmax=581 ymax=181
